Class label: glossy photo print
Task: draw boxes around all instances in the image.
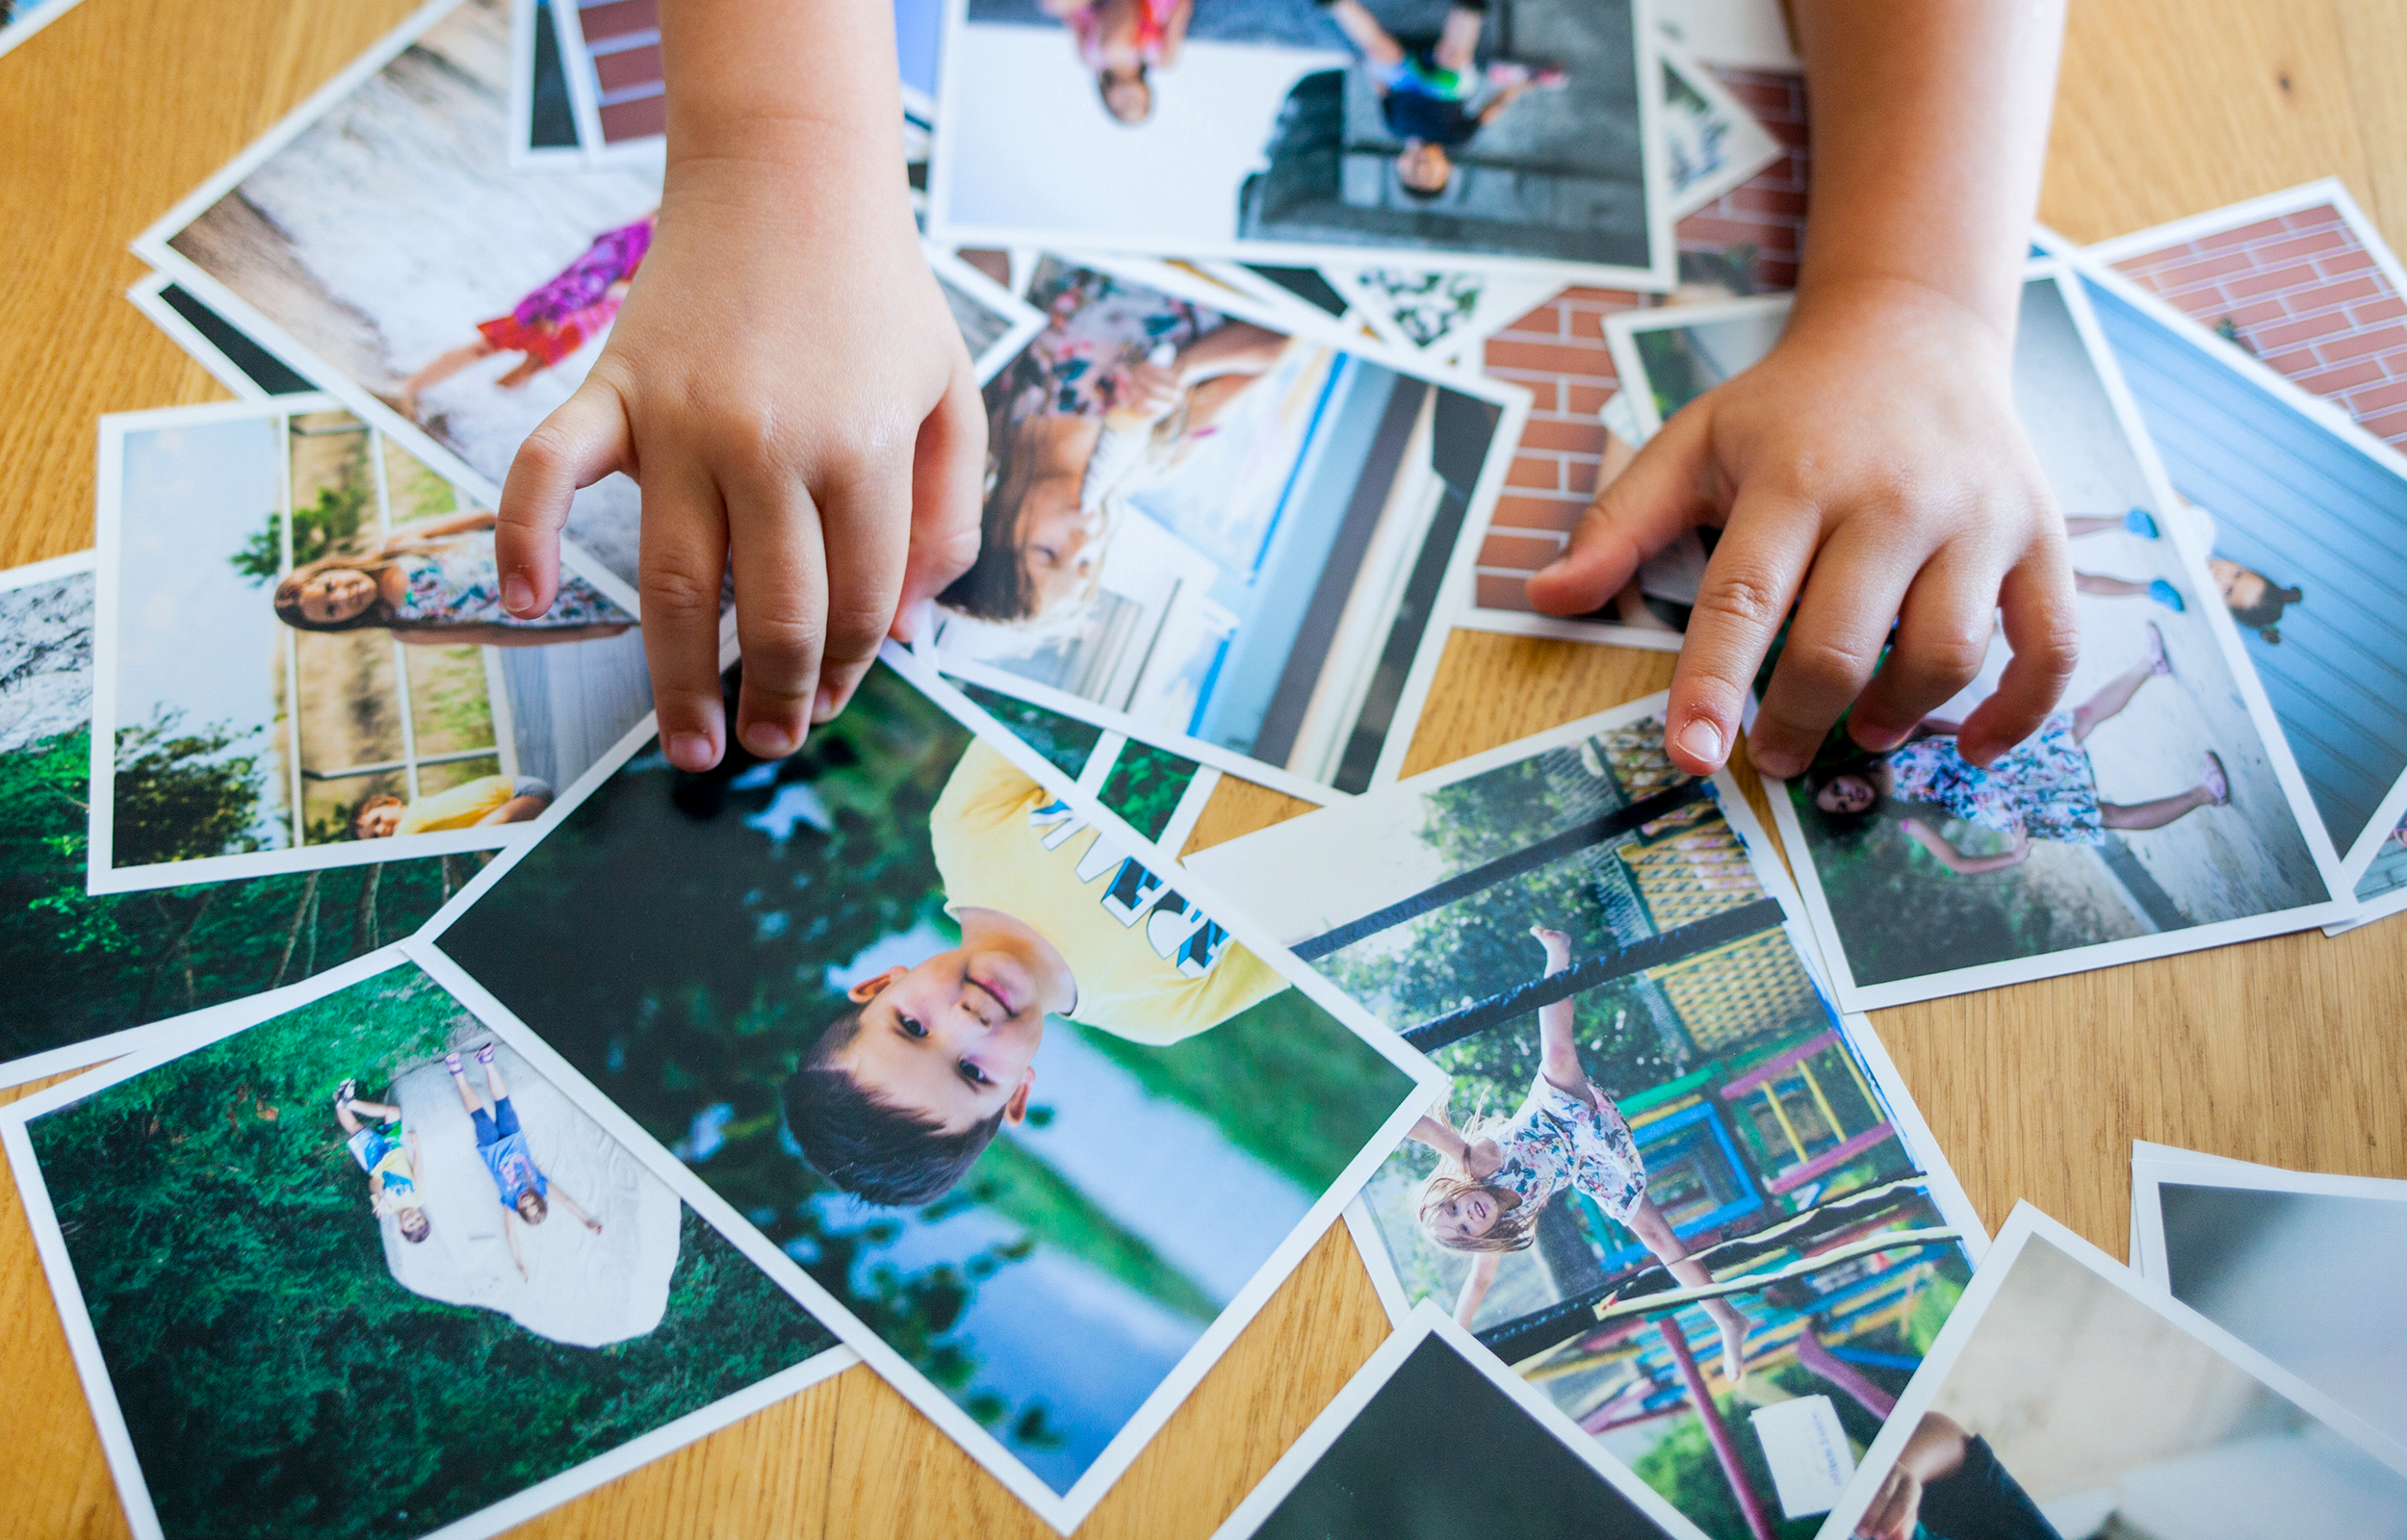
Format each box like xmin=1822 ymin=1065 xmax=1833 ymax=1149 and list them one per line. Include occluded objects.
xmin=0 ymin=551 xmax=480 ymax=1089
xmin=1591 ymin=271 xmax=2353 ymax=1010
xmin=0 ymin=949 xmax=849 ymax=1540
xmin=2131 ymin=1153 xmax=2407 ymax=1451
xmin=929 ymin=0 xmax=1675 ymax=286
xmin=1188 ymin=698 xmax=1985 ymax=1540
xmin=2074 ymin=248 xmax=2407 ymax=888
xmin=409 ymin=650 xmax=1439 ymax=1528
xmin=929 ymin=255 xmax=1525 ymax=803
xmin=136 ymin=0 xmax=1036 ymax=594
xmin=1210 ymin=1301 xmax=1710 ymax=1540
xmin=90 ymin=398 xmax=651 ymax=895
xmin=1820 ymin=1205 xmax=2407 ymax=1540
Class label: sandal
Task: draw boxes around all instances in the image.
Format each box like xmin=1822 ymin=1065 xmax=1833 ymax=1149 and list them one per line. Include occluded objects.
xmin=475 ymin=1042 xmax=497 ymax=1065
xmin=333 ymin=1078 xmax=356 ymax=1110
xmin=2144 ymin=621 xmax=2171 ymax=677
xmin=2147 ymin=578 xmax=2186 ymax=613
xmin=445 ymin=1051 xmax=464 ymax=1075
xmin=2123 ymin=507 xmax=2161 ymax=539
xmin=2201 ymin=751 xmax=2231 ymax=807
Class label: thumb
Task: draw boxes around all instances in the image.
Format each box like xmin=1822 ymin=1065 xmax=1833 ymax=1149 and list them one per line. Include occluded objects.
xmin=893 ymin=350 xmax=988 ymax=643
xmin=496 ymin=376 xmax=634 ymax=618
xmin=1525 ymin=400 xmax=1716 ymax=617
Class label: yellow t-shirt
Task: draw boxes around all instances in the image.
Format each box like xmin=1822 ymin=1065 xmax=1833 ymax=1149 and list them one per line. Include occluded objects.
xmin=929 ymin=741 xmax=1287 ymax=1044
xmin=396 ymin=775 xmax=531 ymax=835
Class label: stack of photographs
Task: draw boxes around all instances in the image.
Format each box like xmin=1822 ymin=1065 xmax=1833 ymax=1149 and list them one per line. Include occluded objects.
xmin=17 ymin=0 xmax=2407 ymax=1528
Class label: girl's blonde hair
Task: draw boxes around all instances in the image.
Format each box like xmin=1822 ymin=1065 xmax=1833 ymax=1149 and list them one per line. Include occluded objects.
xmin=1416 ymin=1115 xmax=1537 ymax=1255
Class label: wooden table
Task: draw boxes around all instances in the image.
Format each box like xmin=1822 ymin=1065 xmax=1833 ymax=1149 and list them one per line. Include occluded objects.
xmin=4 ymin=2 xmax=2403 ymax=1534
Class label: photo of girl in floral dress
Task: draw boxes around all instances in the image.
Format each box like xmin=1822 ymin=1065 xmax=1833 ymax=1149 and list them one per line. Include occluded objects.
xmin=273 ymin=511 xmax=633 ymax=647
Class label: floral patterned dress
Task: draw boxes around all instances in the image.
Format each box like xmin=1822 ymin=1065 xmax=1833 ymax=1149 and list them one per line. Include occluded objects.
xmin=390 ymin=537 xmax=632 ymax=629
xmin=1486 ymin=1072 xmax=1649 ymax=1225
xmin=1885 ymin=711 xmax=2104 ymax=845
xmin=1008 ymin=260 xmax=1221 ymax=423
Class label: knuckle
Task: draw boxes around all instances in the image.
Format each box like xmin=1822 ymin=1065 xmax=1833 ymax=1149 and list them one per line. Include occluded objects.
xmin=820 ymin=595 xmax=892 ymax=661
xmin=1693 ymin=569 xmax=1785 ymax=632
xmin=1910 ymin=629 xmax=1990 ymax=688
xmin=1775 ymin=632 xmax=1871 ymax=702
xmin=640 ymin=562 xmax=722 ymax=624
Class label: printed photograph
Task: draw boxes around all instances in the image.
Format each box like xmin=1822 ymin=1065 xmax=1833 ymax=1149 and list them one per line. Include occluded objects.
xmin=1189 ymin=704 xmax=1980 ymax=1540
xmin=2083 ymin=261 xmax=2407 ymax=882
xmin=9 ymin=955 xmax=841 ymax=1540
xmin=1828 ymin=1210 xmax=2407 ymax=1540
xmin=0 ymin=0 xmax=85 ymax=60
xmin=2149 ymin=1173 xmax=2407 ymax=1450
xmin=422 ymin=657 xmax=1429 ymax=1512
xmin=932 ymin=0 xmax=1670 ymax=283
xmin=929 ymin=256 xmax=1518 ymax=800
xmin=91 ymin=399 xmax=650 ymax=894
xmin=1213 ymin=1303 xmax=1707 ymax=1540
xmin=1607 ymin=276 xmax=2346 ymax=1006
xmin=144 ymin=0 xmax=1030 ymax=592
xmin=1 ymin=553 xmax=474 ymax=1086
xmin=509 ymin=0 xmax=584 ymax=169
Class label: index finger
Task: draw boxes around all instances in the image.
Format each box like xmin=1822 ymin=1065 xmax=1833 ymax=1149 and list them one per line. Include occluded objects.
xmin=1664 ymin=485 xmax=1822 ymax=774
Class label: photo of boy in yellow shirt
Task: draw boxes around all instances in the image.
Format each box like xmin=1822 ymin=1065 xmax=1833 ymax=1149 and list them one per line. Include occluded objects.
xmin=783 ymin=740 xmax=1289 ymax=1206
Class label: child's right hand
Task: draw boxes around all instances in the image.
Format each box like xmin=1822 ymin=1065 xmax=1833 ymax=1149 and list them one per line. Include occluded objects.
xmin=1461 ymin=1137 xmax=1504 ymax=1181
xmin=494 ymin=2 xmax=988 ymax=771
xmin=1529 ymin=926 xmax=1574 ymax=969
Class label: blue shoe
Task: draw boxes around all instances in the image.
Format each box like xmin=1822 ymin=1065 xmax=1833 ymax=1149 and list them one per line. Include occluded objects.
xmin=2147 ymin=578 xmax=2186 ymax=612
xmin=2123 ymin=507 xmax=2160 ymax=538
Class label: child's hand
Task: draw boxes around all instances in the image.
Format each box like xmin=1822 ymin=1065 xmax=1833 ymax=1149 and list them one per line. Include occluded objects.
xmin=495 ymin=5 xmax=987 ymax=772
xmin=1528 ymin=280 xmax=2078 ymax=780
xmin=1461 ymin=1137 xmax=1504 ymax=1181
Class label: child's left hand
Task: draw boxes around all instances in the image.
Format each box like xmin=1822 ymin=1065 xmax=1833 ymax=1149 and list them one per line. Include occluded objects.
xmin=1527 ymin=280 xmax=2079 ymax=781
xmin=1461 ymin=1137 xmax=1504 ymax=1181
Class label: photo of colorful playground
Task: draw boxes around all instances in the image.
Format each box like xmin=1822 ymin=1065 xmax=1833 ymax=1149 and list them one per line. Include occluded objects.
xmin=1193 ymin=708 xmax=1979 ymax=1539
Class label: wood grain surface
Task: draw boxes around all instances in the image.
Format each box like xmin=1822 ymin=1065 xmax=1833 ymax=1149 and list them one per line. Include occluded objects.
xmin=4 ymin=1 xmax=2404 ymax=1536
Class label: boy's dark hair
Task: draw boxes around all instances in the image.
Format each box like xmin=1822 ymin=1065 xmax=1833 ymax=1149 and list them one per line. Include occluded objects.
xmin=1397 ymin=163 xmax=1451 ymax=200
xmin=781 ymin=1004 xmax=1007 ymax=1207
xmin=398 ymin=1208 xmax=432 ymax=1244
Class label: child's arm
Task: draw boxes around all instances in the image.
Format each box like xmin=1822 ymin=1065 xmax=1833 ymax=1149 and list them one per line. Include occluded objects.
xmin=1530 ymin=927 xmax=1585 ymax=1094
xmin=504 ymin=1211 xmax=530 ymax=1279
xmin=547 ymin=1181 xmax=605 ymax=1234
xmin=1529 ymin=2 xmax=2077 ymax=781
xmin=1453 ymin=1252 xmax=1500 ymax=1328
xmin=495 ymin=0 xmax=985 ymax=772
xmin=390 ymin=511 xmax=499 ymax=543
xmin=1900 ymin=818 xmax=2031 ymax=875
xmin=1409 ymin=1113 xmax=1502 ymax=1180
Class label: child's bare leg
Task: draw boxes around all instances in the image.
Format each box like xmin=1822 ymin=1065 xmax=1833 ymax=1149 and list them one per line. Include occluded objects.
xmin=1433 ymin=2 xmax=1485 ymax=73
xmin=334 ymin=1099 xmax=365 ymax=1136
xmin=2101 ymin=783 xmax=2217 ymax=831
xmin=400 ymin=339 xmax=498 ymax=405
xmin=1322 ymin=0 xmax=1407 ymax=68
xmin=494 ymin=356 xmax=548 ymax=390
xmin=447 ymin=1052 xmax=486 ymax=1114
xmin=2074 ymin=572 xmax=2147 ymax=598
xmin=1529 ymin=928 xmax=1584 ymax=1089
xmin=2062 ymin=515 xmax=2122 ymax=538
xmin=478 ymin=1044 xmax=511 ymax=1103
xmin=2070 ymin=626 xmax=2168 ymax=743
xmin=348 ymin=1097 xmax=402 ymax=1122
xmin=1627 ymin=1196 xmax=1749 ymax=1381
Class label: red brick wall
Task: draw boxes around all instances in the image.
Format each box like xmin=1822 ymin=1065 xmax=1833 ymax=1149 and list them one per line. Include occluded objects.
xmin=2112 ymin=203 xmax=2407 ymax=454
xmin=1471 ymin=68 xmax=1810 ymax=616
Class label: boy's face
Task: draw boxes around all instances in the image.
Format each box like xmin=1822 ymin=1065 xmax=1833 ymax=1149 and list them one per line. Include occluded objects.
xmin=836 ymin=948 xmax=1044 ymax=1135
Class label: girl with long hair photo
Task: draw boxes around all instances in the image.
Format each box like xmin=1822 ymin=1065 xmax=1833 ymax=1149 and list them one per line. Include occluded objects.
xmin=272 ymin=510 xmax=632 ymax=646
xmin=1406 ymin=926 xmax=1752 ymax=1383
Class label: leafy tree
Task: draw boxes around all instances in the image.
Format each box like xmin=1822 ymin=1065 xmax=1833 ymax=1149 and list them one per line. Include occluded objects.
xmin=228 ymin=483 xmax=371 ymax=586
xmin=957 ymin=682 xmax=1100 ymax=780
xmin=27 ymin=964 xmax=832 ymax=1540
xmin=109 ymin=708 xmax=272 ymax=867
xmin=1 ymin=728 xmax=460 ymax=1063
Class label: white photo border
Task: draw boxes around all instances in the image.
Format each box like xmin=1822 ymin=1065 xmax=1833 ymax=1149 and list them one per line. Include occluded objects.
xmin=924 ymin=0 xmax=1681 ymax=293
xmin=0 ymin=944 xmax=860 ymax=1540
xmin=402 ymin=640 xmax=1447 ymax=1531
xmin=1816 ymin=1202 xmax=2407 ymax=1540
xmin=1206 ymin=1299 xmax=1715 ymax=1540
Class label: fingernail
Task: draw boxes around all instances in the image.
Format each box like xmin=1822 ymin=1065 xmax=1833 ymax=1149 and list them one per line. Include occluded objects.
xmin=1675 ymin=718 xmax=1723 ymax=767
xmin=503 ymin=574 xmax=534 ymax=615
xmin=813 ymin=684 xmax=838 ymax=722
xmin=741 ymin=723 xmax=797 ymax=758
xmin=666 ymin=732 xmax=716 ymax=771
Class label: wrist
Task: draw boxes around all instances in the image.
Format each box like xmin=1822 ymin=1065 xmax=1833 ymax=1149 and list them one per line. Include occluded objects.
xmin=1784 ymin=272 xmax=2018 ymax=371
